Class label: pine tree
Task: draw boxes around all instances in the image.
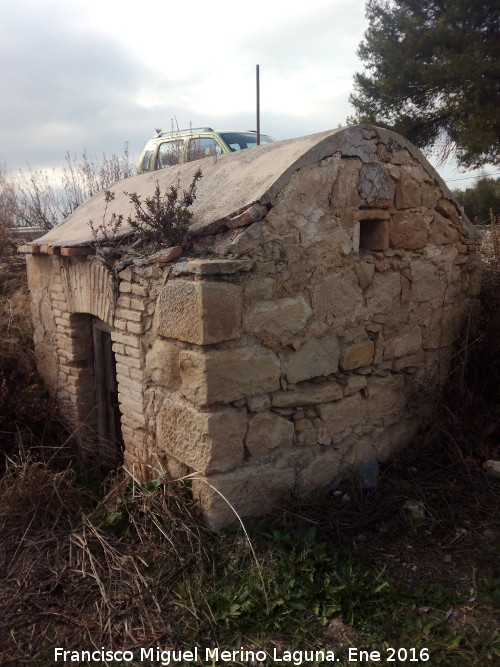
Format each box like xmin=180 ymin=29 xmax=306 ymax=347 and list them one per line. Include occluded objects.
xmin=350 ymin=0 xmax=500 ymax=168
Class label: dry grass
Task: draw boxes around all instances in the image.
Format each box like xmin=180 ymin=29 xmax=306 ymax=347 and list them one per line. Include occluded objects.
xmin=478 ymin=223 xmax=500 ymax=275
xmin=0 ymin=282 xmax=33 ymax=366
xmin=0 ymin=455 xmax=209 ymax=664
xmin=0 ymin=165 xmax=18 ymax=266
xmin=9 ymin=145 xmax=135 ymax=229
xmin=0 ymin=272 xmax=65 ymax=469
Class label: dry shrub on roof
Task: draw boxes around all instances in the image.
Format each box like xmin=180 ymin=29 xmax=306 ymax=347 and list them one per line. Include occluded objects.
xmin=126 ymin=168 xmax=202 ymax=250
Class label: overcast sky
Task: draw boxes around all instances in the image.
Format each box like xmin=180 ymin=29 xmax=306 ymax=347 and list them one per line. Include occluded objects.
xmin=0 ymin=0 xmax=494 ymax=189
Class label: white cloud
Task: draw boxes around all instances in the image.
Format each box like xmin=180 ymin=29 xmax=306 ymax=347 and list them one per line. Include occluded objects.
xmin=1 ymin=0 xmax=493 ymax=187
xmin=1 ymin=0 xmax=368 ymax=171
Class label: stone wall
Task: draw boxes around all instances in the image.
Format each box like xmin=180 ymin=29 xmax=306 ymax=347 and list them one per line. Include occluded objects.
xmin=26 ymin=127 xmax=481 ymax=528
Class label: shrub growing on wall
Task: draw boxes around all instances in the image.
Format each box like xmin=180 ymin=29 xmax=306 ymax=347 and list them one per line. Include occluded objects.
xmin=126 ymin=168 xmax=202 ymax=250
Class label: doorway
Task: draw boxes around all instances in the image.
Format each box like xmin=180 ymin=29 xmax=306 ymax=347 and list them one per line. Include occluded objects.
xmin=92 ymin=318 xmax=124 ymax=470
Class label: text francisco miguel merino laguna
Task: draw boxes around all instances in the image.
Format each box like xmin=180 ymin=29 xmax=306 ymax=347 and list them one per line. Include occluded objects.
xmin=54 ymin=646 xmax=396 ymax=664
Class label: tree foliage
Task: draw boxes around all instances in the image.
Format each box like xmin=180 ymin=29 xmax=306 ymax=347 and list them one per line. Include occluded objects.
xmin=350 ymin=0 xmax=500 ymax=168
xmin=453 ymin=176 xmax=500 ymax=223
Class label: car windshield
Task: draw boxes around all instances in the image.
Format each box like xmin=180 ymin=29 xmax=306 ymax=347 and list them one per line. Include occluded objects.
xmin=219 ymin=132 xmax=275 ymax=151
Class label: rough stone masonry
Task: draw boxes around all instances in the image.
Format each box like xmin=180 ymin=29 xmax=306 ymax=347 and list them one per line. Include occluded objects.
xmin=23 ymin=126 xmax=480 ymax=528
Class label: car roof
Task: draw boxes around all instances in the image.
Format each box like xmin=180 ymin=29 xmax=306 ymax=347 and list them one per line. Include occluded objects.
xmin=152 ymin=129 xmax=262 ymax=139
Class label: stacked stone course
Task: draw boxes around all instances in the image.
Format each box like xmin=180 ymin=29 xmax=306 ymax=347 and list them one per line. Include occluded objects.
xmin=26 ymin=126 xmax=481 ymax=528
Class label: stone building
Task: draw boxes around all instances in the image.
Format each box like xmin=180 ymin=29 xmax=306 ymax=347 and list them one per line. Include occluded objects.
xmin=22 ymin=126 xmax=480 ymax=528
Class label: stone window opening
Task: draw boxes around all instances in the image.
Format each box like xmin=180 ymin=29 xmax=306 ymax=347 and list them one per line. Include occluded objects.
xmin=359 ymin=218 xmax=390 ymax=252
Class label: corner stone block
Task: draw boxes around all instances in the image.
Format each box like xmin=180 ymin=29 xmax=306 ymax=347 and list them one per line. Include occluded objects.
xmin=26 ymin=254 xmax=53 ymax=290
xmin=423 ymin=306 xmax=464 ymax=350
xmin=421 ymin=183 xmax=440 ymax=209
xmin=156 ymin=398 xmax=246 ymax=474
xmin=282 ymin=335 xmax=340 ymax=384
xmin=155 ymin=279 xmax=242 ymax=344
xmin=436 ymin=198 xmax=461 ymax=225
xmin=245 ymin=412 xmax=294 ymax=457
xmin=191 ymin=464 xmax=295 ymax=529
xmin=180 ymin=345 xmax=280 ymax=406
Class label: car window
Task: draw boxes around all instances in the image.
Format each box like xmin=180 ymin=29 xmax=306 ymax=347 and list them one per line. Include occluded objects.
xmin=187 ymin=137 xmax=223 ymax=162
xmin=219 ymin=132 xmax=274 ymax=151
xmin=156 ymin=140 xmax=184 ymax=169
xmin=140 ymin=150 xmax=154 ymax=172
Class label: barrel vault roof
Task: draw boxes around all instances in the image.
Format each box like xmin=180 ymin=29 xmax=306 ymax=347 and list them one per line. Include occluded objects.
xmin=33 ymin=125 xmax=459 ymax=248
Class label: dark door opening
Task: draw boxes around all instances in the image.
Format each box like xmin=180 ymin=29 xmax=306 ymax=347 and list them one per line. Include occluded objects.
xmin=92 ymin=318 xmax=124 ymax=470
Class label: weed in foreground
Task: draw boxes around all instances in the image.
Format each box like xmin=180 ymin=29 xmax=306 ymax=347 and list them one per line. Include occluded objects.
xmin=0 ymin=457 xmax=210 ymax=664
xmin=0 ymin=278 xmax=65 ymax=468
xmin=0 ymin=435 xmax=498 ymax=666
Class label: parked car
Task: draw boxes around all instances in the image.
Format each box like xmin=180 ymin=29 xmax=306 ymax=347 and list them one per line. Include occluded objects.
xmin=137 ymin=127 xmax=275 ymax=174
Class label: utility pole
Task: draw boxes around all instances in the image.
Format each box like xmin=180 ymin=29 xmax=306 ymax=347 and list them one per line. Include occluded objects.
xmin=256 ymin=64 xmax=260 ymax=145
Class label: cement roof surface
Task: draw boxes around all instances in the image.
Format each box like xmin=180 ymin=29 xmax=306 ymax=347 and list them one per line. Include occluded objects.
xmin=33 ymin=125 xmax=460 ymax=247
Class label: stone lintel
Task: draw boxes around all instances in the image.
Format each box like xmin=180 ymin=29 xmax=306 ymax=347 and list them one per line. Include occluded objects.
xmin=353 ymin=209 xmax=391 ymax=221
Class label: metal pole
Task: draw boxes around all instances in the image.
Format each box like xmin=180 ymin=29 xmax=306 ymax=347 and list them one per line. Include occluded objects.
xmin=256 ymin=64 xmax=260 ymax=145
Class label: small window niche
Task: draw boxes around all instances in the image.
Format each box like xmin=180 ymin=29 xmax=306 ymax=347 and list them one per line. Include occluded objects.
xmin=359 ymin=219 xmax=390 ymax=251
